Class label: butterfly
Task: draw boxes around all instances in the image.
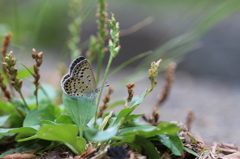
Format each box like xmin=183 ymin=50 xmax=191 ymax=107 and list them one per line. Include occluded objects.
xmin=61 ymin=56 xmax=97 ymax=97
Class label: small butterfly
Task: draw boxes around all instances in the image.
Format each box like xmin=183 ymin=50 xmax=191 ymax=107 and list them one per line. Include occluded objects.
xmin=61 ymin=56 xmax=97 ymax=97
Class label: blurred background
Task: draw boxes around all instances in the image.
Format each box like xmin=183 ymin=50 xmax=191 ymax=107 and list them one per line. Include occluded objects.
xmin=1 ymin=0 xmax=240 ymax=145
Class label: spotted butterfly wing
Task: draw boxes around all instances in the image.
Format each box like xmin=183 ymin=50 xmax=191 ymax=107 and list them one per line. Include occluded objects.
xmin=61 ymin=56 xmax=96 ymax=97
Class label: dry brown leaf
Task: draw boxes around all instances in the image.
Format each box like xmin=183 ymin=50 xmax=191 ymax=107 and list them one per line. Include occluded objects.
xmin=1 ymin=153 xmax=36 ymax=159
xmin=223 ymin=152 xmax=240 ymax=159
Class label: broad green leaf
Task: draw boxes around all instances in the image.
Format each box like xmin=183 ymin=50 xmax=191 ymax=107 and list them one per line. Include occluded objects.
xmin=18 ymin=135 xmax=38 ymax=142
xmin=118 ymin=125 xmax=156 ymax=137
xmin=119 ymin=122 xmax=180 ymax=138
xmin=0 ymin=100 xmax=15 ymax=115
xmin=184 ymin=147 xmax=199 ymax=157
xmin=0 ymin=115 xmax=10 ymax=126
xmin=37 ymin=124 xmax=84 ymax=154
xmin=9 ymin=127 xmax=38 ymax=135
xmin=76 ymin=137 xmax=87 ymax=153
xmin=0 ymin=126 xmax=39 ymax=141
xmin=23 ymin=104 xmax=56 ymax=127
xmin=157 ymin=122 xmax=181 ymax=134
xmin=85 ymin=127 xmax=118 ymax=142
xmin=55 ymin=114 xmax=74 ymax=124
xmin=7 ymin=113 xmax=24 ymax=127
xmin=62 ymin=93 xmax=97 ymax=136
xmin=0 ymin=128 xmax=16 ymax=133
xmin=37 ymin=125 xmax=78 ymax=144
xmin=157 ymin=134 xmax=183 ymax=156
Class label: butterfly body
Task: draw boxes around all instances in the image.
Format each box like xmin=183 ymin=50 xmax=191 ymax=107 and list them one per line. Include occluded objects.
xmin=61 ymin=56 xmax=96 ymax=97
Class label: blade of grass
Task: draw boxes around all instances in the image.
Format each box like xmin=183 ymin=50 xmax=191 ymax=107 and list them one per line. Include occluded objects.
xmin=108 ymin=51 xmax=152 ymax=77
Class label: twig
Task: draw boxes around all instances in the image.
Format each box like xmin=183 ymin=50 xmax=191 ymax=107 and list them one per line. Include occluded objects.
xmin=156 ymin=62 xmax=176 ymax=108
xmin=185 ymin=110 xmax=195 ymax=131
xmin=0 ymin=72 xmax=12 ymax=102
xmin=125 ymin=83 xmax=135 ymax=108
xmin=32 ymin=48 xmax=43 ymax=107
xmin=98 ymin=87 xmax=113 ymax=118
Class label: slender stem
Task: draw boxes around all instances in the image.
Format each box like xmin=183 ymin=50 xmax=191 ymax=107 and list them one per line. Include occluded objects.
xmin=18 ymin=91 xmax=29 ymax=111
xmin=36 ymin=94 xmax=38 ymax=108
xmin=95 ymin=56 xmax=113 ymax=123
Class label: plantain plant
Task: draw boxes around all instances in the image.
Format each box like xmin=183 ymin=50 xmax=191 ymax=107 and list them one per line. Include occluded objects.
xmin=0 ymin=0 xmax=239 ymax=158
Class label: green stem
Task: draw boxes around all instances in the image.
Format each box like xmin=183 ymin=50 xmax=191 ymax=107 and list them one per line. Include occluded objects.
xmin=96 ymin=55 xmax=113 ymax=121
xmin=18 ymin=90 xmax=29 ymax=111
xmin=35 ymin=94 xmax=38 ymax=108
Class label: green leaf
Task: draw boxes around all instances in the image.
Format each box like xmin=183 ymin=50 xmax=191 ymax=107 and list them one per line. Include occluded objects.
xmin=37 ymin=124 xmax=84 ymax=154
xmin=26 ymin=84 xmax=58 ymax=105
xmin=118 ymin=122 xmax=180 ymax=138
xmin=118 ymin=135 xmax=160 ymax=159
xmin=118 ymin=125 xmax=156 ymax=137
xmin=17 ymin=135 xmax=39 ymax=142
xmin=9 ymin=126 xmax=38 ymax=135
xmin=0 ymin=126 xmax=39 ymax=141
xmin=157 ymin=122 xmax=181 ymax=134
xmin=107 ymin=100 xmax=125 ymax=110
xmin=109 ymin=107 xmax=135 ymax=128
xmin=0 ymin=100 xmax=15 ymax=115
xmin=55 ymin=114 xmax=74 ymax=124
xmin=99 ymin=111 xmax=113 ymax=131
xmin=0 ymin=142 xmax=41 ymax=158
xmin=38 ymin=84 xmax=57 ymax=102
xmin=184 ymin=147 xmax=199 ymax=157
xmin=62 ymin=93 xmax=97 ymax=136
xmin=13 ymin=99 xmax=28 ymax=115
xmin=75 ymin=137 xmax=87 ymax=153
xmin=17 ymin=67 xmax=33 ymax=79
xmin=85 ymin=127 xmax=118 ymax=142
xmin=125 ymin=114 xmax=144 ymax=122
xmin=0 ymin=115 xmax=10 ymax=126
xmin=132 ymin=89 xmax=148 ymax=107
xmin=108 ymin=51 xmax=151 ymax=77
xmin=109 ymin=90 xmax=148 ymax=128
xmin=134 ymin=136 xmax=160 ymax=159
xmin=157 ymin=134 xmax=183 ymax=156
xmin=23 ymin=104 xmax=56 ymax=127
xmin=7 ymin=113 xmax=24 ymax=127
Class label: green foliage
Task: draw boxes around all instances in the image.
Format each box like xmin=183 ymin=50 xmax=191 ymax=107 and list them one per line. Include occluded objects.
xmin=37 ymin=124 xmax=86 ymax=154
xmin=62 ymin=93 xmax=97 ymax=137
xmin=0 ymin=0 xmax=238 ymax=158
xmin=156 ymin=134 xmax=184 ymax=156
